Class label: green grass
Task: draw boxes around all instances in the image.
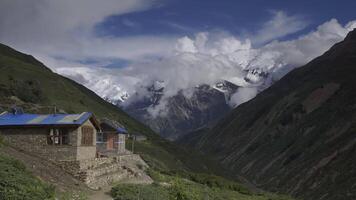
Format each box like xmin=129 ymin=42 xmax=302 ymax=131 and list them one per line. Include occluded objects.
xmin=0 ymin=153 xmax=55 ymax=200
xmin=111 ymin=171 xmax=294 ymax=200
xmin=0 ymin=43 xmax=295 ymax=200
xmin=56 ymin=191 xmax=88 ymax=200
xmin=0 ymin=43 xmax=218 ymax=176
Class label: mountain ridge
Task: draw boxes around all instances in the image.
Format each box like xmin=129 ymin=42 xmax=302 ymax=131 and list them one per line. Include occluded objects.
xmin=0 ymin=42 xmax=226 ymax=175
xmin=122 ymin=80 xmax=239 ymax=140
xmin=185 ymin=29 xmax=356 ymax=200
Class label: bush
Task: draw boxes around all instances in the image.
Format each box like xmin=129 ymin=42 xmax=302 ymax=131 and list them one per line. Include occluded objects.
xmin=168 ymin=178 xmax=199 ymax=200
xmin=0 ymin=154 xmax=55 ymax=200
xmin=111 ymin=184 xmax=170 ymax=200
xmin=159 ymin=170 xmax=251 ymax=194
xmin=9 ymin=79 xmax=44 ymax=103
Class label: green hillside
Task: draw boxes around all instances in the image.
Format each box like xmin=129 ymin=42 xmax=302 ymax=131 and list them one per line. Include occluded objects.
xmin=0 ymin=42 xmax=208 ymax=174
xmin=188 ymin=30 xmax=356 ymax=200
xmin=0 ymin=43 xmax=295 ymax=200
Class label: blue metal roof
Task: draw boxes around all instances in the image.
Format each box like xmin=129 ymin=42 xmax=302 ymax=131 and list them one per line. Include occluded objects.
xmin=116 ymin=127 xmax=128 ymax=134
xmin=100 ymin=118 xmax=128 ymax=134
xmin=0 ymin=112 xmax=93 ymax=127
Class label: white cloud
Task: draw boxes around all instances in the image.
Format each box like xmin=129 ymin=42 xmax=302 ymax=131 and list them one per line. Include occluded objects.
xmin=35 ymin=18 xmax=355 ymax=117
xmin=0 ymin=0 xmax=175 ymax=62
xmin=0 ymin=2 xmax=354 ymax=118
xmin=229 ymin=87 xmax=258 ymax=107
xmin=175 ymin=37 xmax=198 ymax=53
xmin=252 ymin=11 xmax=309 ymax=45
xmin=123 ymin=18 xmax=355 ymax=116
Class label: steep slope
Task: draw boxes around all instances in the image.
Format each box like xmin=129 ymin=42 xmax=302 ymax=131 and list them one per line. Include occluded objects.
xmin=0 ymin=42 xmax=221 ymax=175
xmin=190 ymin=29 xmax=356 ymax=200
xmin=0 ymin=43 xmax=297 ymax=200
xmin=123 ymin=81 xmax=238 ymax=140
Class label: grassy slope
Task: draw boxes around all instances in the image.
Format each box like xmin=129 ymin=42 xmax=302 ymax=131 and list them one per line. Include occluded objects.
xmin=0 ymin=43 xmax=294 ymax=200
xmin=189 ymin=30 xmax=356 ymax=199
xmin=111 ymin=169 xmax=293 ymax=200
xmin=0 ymin=138 xmax=55 ymax=200
xmin=0 ymin=43 xmax=211 ymax=174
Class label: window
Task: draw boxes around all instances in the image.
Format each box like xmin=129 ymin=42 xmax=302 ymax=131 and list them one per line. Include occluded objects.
xmin=47 ymin=129 xmax=69 ymax=145
xmin=81 ymin=126 xmax=94 ymax=146
xmin=97 ymin=132 xmax=104 ymax=143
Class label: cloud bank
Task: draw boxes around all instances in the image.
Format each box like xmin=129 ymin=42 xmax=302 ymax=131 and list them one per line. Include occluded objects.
xmin=0 ymin=1 xmax=355 ymax=118
xmin=120 ymin=18 xmax=356 ymax=116
xmin=0 ymin=0 xmax=175 ymax=63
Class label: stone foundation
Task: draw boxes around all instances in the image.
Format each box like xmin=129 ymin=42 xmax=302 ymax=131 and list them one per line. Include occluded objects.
xmin=58 ymin=154 xmax=152 ymax=189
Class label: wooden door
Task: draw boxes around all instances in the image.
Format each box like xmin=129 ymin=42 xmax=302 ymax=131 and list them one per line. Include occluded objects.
xmin=107 ymin=133 xmax=114 ymax=150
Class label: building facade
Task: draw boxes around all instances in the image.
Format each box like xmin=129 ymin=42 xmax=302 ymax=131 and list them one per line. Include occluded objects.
xmin=0 ymin=111 xmax=100 ymax=161
xmin=97 ymin=118 xmax=128 ymax=155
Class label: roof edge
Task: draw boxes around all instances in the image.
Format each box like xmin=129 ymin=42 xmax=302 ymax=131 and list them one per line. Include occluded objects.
xmin=0 ymin=111 xmax=8 ymax=117
xmin=74 ymin=112 xmax=87 ymax=122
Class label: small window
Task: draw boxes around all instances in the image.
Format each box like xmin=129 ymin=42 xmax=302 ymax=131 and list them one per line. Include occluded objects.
xmin=47 ymin=129 xmax=69 ymax=145
xmin=97 ymin=132 xmax=104 ymax=143
xmin=81 ymin=126 xmax=94 ymax=146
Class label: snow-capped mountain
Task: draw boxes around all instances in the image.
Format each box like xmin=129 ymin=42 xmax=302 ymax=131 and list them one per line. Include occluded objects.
xmin=118 ymin=80 xmax=239 ymax=140
xmin=65 ymin=19 xmax=354 ymax=140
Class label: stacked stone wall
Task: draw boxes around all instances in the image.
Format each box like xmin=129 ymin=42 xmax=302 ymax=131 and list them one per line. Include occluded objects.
xmin=0 ymin=128 xmax=77 ymax=161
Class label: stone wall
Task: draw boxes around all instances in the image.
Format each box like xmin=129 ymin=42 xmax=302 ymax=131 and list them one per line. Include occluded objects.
xmin=58 ymin=157 xmax=123 ymax=186
xmin=76 ymin=120 xmax=97 ymax=160
xmin=118 ymin=134 xmax=126 ymax=154
xmin=0 ymin=118 xmax=98 ymax=162
xmin=0 ymin=128 xmax=77 ymax=161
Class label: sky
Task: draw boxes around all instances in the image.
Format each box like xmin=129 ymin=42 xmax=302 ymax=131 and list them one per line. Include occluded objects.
xmin=0 ymin=0 xmax=356 ymax=116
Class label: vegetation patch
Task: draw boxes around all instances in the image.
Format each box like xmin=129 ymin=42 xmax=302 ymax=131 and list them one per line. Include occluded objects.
xmin=111 ymin=171 xmax=294 ymax=200
xmin=0 ymin=154 xmax=55 ymax=200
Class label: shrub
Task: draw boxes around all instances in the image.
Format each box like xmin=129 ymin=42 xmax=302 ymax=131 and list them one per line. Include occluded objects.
xmin=0 ymin=154 xmax=55 ymax=200
xmin=111 ymin=184 xmax=170 ymax=200
xmin=9 ymin=79 xmax=44 ymax=103
xmin=185 ymin=172 xmax=252 ymax=195
xmin=168 ymin=178 xmax=199 ymax=200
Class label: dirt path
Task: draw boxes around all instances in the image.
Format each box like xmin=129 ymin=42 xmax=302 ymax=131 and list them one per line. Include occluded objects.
xmin=88 ymin=186 xmax=113 ymax=200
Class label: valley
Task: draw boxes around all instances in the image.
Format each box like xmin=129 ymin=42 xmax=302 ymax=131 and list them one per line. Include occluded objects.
xmin=183 ymin=29 xmax=356 ymax=200
xmin=1 ymin=1 xmax=355 ymax=199
xmin=0 ymin=43 xmax=293 ymax=200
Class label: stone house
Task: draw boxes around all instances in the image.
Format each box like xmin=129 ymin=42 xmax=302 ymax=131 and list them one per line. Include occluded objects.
xmin=0 ymin=110 xmax=152 ymax=189
xmin=0 ymin=111 xmax=100 ymax=161
xmin=97 ymin=118 xmax=128 ymax=155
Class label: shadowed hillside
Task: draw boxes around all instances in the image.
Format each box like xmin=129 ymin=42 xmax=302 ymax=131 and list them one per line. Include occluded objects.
xmin=0 ymin=43 xmax=218 ymax=175
xmin=0 ymin=43 xmax=297 ymax=200
xmin=186 ymin=29 xmax=356 ymax=200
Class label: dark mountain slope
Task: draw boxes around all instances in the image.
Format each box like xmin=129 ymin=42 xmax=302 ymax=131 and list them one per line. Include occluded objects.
xmin=0 ymin=43 xmax=298 ymax=200
xmin=190 ymin=29 xmax=356 ymax=200
xmin=0 ymin=43 xmax=222 ymax=175
xmin=124 ymin=81 xmax=238 ymax=140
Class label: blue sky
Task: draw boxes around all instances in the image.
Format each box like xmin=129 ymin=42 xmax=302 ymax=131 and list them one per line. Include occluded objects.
xmin=95 ymin=0 xmax=356 ymax=40
xmin=0 ymin=0 xmax=355 ymax=104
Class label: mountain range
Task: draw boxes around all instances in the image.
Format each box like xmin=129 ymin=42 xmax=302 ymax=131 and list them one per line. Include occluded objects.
xmin=1 ymin=27 xmax=355 ymax=200
xmin=181 ymin=29 xmax=356 ymax=200
xmin=0 ymin=42 xmax=220 ymax=175
xmin=116 ymin=68 xmax=271 ymax=140
xmin=122 ymin=80 xmax=238 ymax=140
xmin=0 ymin=41 xmax=295 ymax=200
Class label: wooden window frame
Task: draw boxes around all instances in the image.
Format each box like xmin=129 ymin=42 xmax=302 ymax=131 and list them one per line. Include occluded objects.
xmin=81 ymin=126 xmax=94 ymax=146
xmin=47 ymin=128 xmax=69 ymax=145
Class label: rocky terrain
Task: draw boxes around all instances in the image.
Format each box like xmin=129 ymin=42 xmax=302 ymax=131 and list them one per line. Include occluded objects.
xmin=0 ymin=42 xmax=294 ymax=200
xmin=185 ymin=29 xmax=356 ymax=200
xmin=123 ymin=81 xmax=238 ymax=140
